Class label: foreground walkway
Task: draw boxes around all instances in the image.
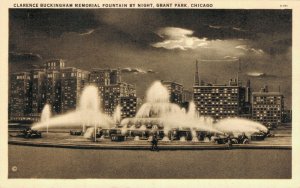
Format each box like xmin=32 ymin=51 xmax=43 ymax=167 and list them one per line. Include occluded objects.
xmin=8 ymin=145 xmax=291 ymax=178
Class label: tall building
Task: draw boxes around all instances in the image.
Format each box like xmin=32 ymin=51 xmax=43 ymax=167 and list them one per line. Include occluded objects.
xmin=193 ymin=83 xmax=247 ymax=120
xmin=182 ymin=89 xmax=193 ymax=110
xmin=45 ymin=70 xmax=61 ymax=114
xmin=242 ymin=79 xmax=252 ymax=117
xmin=8 ymin=60 xmax=137 ymax=122
xmin=161 ymin=81 xmax=183 ymax=106
xmin=101 ymin=82 xmax=136 ymax=116
xmin=110 ymin=68 xmax=121 ymax=85
xmin=194 ymin=60 xmax=200 ymax=86
xmin=193 ymin=61 xmax=249 ymax=120
xmin=90 ymin=68 xmax=136 ymax=117
xmin=44 ymin=59 xmax=65 ymax=114
xmin=252 ymin=86 xmax=284 ymax=126
xmin=30 ymin=69 xmax=47 ymax=115
xmin=9 ymin=72 xmax=32 ymax=120
xmin=61 ymin=67 xmax=90 ymax=113
xmin=9 ymin=59 xmax=70 ymax=120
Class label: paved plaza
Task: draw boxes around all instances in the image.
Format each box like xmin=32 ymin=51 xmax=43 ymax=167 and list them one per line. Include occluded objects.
xmin=9 ymin=145 xmax=291 ymax=179
xmin=8 ymin=125 xmax=292 ymax=178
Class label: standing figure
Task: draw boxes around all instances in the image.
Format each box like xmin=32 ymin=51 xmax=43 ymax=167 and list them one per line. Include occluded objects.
xmin=151 ymin=134 xmax=159 ymax=151
xmin=227 ymin=135 xmax=233 ymax=149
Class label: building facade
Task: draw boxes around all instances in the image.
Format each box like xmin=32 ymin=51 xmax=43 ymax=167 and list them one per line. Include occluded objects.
xmin=193 ymin=84 xmax=247 ymax=120
xmin=45 ymin=70 xmax=61 ymax=114
xmin=192 ymin=60 xmax=250 ymax=120
xmin=89 ymin=68 xmax=136 ymax=117
xmin=89 ymin=68 xmax=120 ymax=86
xmin=44 ymin=59 xmax=65 ymax=114
xmin=61 ymin=67 xmax=90 ymax=113
xmin=100 ymin=82 xmax=136 ymax=116
xmin=252 ymin=86 xmax=284 ymax=126
xmin=44 ymin=59 xmax=65 ymax=71
xmin=9 ymin=60 xmax=138 ymax=122
xmin=161 ymin=81 xmax=183 ymax=106
xmin=120 ymin=96 xmax=137 ymax=119
xmin=182 ymin=89 xmax=193 ymax=110
xmin=30 ymin=69 xmax=47 ymax=115
xmin=9 ymin=72 xmax=32 ymax=119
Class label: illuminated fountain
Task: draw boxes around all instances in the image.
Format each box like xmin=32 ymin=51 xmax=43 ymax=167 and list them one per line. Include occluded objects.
xmin=32 ymin=86 xmax=114 ymax=134
xmin=40 ymin=104 xmax=51 ymax=133
xmin=180 ymin=136 xmax=187 ymax=142
xmin=113 ymin=105 xmax=122 ymax=125
xmin=32 ymin=81 xmax=268 ymax=143
xmin=120 ymin=81 xmax=268 ymax=142
xmin=120 ymin=81 xmax=222 ymax=142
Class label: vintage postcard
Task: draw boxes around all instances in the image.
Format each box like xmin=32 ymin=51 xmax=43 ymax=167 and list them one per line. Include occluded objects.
xmin=0 ymin=0 xmax=299 ymax=187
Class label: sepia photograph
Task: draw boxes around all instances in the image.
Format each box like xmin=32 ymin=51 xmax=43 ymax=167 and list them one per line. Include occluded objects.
xmin=2 ymin=1 xmax=299 ymax=186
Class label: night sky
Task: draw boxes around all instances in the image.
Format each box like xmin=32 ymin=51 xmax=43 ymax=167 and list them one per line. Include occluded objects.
xmin=9 ymin=9 xmax=292 ymax=108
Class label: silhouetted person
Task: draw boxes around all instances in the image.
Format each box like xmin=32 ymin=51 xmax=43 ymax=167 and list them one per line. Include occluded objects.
xmin=151 ymin=134 xmax=159 ymax=151
xmin=227 ymin=136 xmax=232 ymax=149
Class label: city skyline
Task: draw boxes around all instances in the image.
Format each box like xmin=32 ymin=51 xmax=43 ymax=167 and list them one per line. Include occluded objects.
xmin=9 ymin=9 xmax=292 ymax=108
xmin=9 ymin=59 xmax=290 ymax=126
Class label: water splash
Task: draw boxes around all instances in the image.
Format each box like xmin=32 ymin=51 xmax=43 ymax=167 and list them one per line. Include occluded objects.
xmin=145 ymin=81 xmax=169 ymax=103
xmin=187 ymin=101 xmax=197 ymax=118
xmin=135 ymin=81 xmax=182 ymax=118
xmin=180 ymin=136 xmax=187 ymax=142
xmin=84 ymin=127 xmax=95 ymax=138
xmin=78 ymin=86 xmax=100 ymax=112
xmin=41 ymin=104 xmax=51 ymax=133
xmin=32 ymin=85 xmax=114 ymax=130
xmin=41 ymin=104 xmax=51 ymax=122
xmin=113 ymin=105 xmax=122 ymax=124
xmin=214 ymin=118 xmax=268 ymax=135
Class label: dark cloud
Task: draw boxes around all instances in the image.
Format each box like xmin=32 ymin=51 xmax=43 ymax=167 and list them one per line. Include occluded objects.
xmin=9 ymin=9 xmax=100 ymax=37
xmin=121 ymin=67 xmax=157 ymax=74
xmin=9 ymin=52 xmax=42 ymax=62
xmin=8 ymin=9 xmax=292 ymax=108
xmin=9 ymin=9 xmax=292 ymax=51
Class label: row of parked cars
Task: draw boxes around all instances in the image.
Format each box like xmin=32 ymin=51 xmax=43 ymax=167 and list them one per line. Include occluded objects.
xmin=214 ymin=130 xmax=274 ymax=145
xmin=69 ymin=128 xmax=274 ymax=144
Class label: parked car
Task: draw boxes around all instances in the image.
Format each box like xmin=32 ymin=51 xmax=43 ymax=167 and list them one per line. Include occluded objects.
xmin=251 ymin=130 xmax=274 ymax=141
xmin=111 ymin=134 xmax=126 ymax=142
xmin=70 ymin=130 xmax=83 ymax=136
xmin=231 ymin=134 xmax=249 ymax=144
xmin=17 ymin=128 xmax=42 ymax=138
xmin=213 ymin=135 xmax=230 ymax=144
xmin=214 ymin=133 xmax=249 ymax=144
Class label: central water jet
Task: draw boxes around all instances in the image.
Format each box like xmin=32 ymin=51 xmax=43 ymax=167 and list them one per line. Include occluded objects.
xmin=41 ymin=104 xmax=51 ymax=134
